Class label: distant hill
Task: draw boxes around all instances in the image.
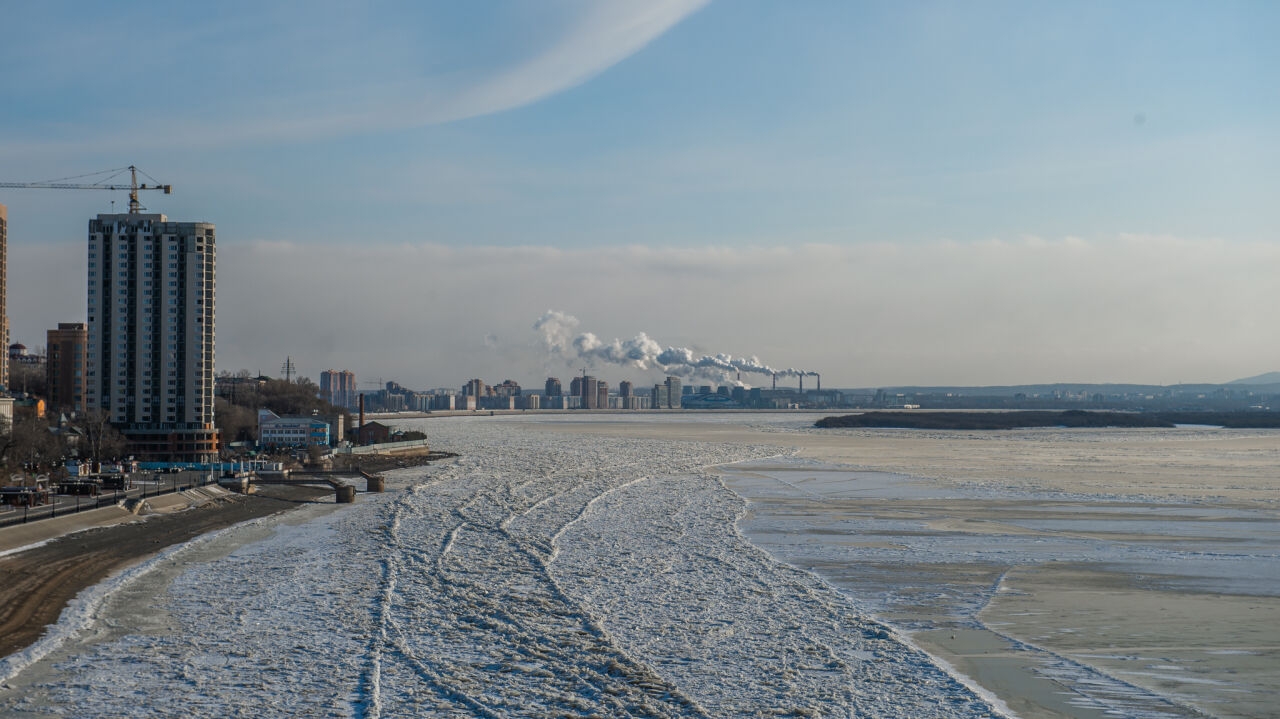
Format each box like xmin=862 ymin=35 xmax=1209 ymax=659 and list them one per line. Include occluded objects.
xmin=1229 ymin=372 xmax=1280 ymax=385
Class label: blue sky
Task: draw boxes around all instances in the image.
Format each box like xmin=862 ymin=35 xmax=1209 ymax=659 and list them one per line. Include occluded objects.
xmin=3 ymin=1 xmax=1278 ymax=388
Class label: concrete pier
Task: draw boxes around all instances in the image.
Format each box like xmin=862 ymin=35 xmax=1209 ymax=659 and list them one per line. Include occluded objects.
xmin=362 ymin=472 xmax=385 ymax=493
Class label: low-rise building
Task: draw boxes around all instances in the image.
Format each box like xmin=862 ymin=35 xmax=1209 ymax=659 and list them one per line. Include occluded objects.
xmin=257 ymin=409 xmax=331 ymax=449
xmin=354 ymin=421 xmax=392 ymax=445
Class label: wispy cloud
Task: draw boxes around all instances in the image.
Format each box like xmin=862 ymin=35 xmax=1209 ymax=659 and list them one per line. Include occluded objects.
xmin=427 ymin=1 xmax=710 ymax=123
xmin=0 ymin=1 xmax=708 ymax=153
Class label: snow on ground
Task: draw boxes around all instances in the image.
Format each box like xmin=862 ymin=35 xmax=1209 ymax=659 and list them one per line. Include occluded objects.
xmin=0 ymin=417 xmax=1000 ymax=718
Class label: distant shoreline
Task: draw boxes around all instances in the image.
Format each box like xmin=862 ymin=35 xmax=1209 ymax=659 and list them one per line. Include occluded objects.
xmin=814 ymin=409 xmax=1280 ymax=430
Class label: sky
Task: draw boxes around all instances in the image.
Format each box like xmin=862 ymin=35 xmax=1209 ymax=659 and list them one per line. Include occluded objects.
xmin=2 ymin=0 xmax=1278 ymax=389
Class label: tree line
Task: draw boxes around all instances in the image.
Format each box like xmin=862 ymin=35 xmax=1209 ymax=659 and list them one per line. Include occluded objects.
xmin=1 ymin=369 xmax=353 ymax=478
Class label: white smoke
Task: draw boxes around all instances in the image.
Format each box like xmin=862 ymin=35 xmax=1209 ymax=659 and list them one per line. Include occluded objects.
xmin=534 ymin=310 xmax=816 ymax=386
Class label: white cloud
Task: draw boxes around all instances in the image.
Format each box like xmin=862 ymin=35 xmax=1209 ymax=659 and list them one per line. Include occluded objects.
xmin=13 ymin=236 xmax=1276 ymax=389
xmin=0 ymin=1 xmax=709 ymax=153
xmin=426 ymin=1 xmax=710 ymax=124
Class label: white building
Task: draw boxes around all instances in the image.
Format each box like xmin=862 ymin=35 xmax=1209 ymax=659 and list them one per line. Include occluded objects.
xmin=86 ymin=213 xmax=218 ymax=461
xmin=257 ymin=409 xmax=331 ymax=448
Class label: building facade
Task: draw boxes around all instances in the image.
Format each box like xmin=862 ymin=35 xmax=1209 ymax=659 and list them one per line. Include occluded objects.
xmin=580 ymin=376 xmax=599 ymax=409
xmin=257 ymin=409 xmax=331 ymax=448
xmin=652 ymin=375 xmax=683 ymax=409
xmin=0 ymin=204 xmax=8 ymax=389
xmin=46 ymin=322 xmax=87 ymax=413
xmin=320 ymin=369 xmax=357 ymax=409
xmin=86 ymin=213 xmax=217 ymax=461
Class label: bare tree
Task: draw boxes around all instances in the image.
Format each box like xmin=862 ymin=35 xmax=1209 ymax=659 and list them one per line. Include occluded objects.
xmin=75 ymin=409 xmax=127 ymax=462
xmin=0 ymin=415 xmax=67 ymax=474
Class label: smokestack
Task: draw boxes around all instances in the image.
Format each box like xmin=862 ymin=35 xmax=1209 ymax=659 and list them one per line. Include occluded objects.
xmin=816 ymin=373 xmax=821 ymax=392
xmin=772 ymin=373 xmax=777 ymax=390
xmin=359 ymin=394 xmax=365 ymax=428
xmin=799 ymin=374 xmax=804 ymax=393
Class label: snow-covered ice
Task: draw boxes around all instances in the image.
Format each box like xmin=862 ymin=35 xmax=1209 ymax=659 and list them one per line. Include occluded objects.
xmin=0 ymin=416 xmax=1001 ymax=718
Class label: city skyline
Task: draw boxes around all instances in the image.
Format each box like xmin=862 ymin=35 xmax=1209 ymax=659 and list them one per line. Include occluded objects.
xmin=3 ymin=2 xmax=1278 ymax=388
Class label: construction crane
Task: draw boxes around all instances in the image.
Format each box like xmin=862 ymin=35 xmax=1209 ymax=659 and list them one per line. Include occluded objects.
xmin=0 ymin=165 xmax=171 ymax=214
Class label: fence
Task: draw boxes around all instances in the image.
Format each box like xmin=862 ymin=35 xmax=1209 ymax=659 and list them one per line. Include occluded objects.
xmin=334 ymin=439 xmax=430 ymax=455
xmin=0 ymin=471 xmax=217 ymax=530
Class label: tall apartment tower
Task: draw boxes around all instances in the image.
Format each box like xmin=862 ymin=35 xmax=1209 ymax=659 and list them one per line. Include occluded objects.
xmin=46 ymin=322 xmax=87 ymax=413
xmin=0 ymin=203 xmax=8 ymax=389
xmin=581 ymin=376 xmax=599 ymax=409
xmin=320 ymin=369 xmax=357 ymax=409
xmin=86 ymin=213 xmax=217 ymax=461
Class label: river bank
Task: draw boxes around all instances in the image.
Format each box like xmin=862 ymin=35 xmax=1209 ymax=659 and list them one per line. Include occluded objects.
xmin=0 ymin=484 xmax=332 ymax=660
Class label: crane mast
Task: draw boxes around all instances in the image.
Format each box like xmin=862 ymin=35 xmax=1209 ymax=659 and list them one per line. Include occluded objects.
xmin=0 ymin=165 xmax=172 ymax=213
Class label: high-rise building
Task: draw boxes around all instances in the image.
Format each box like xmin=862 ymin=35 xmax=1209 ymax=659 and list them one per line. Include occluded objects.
xmin=493 ymin=379 xmax=521 ymax=398
xmin=596 ymin=380 xmax=608 ymax=410
xmin=664 ymin=376 xmax=682 ymax=409
xmin=46 ymin=322 xmax=87 ymax=413
xmin=0 ymin=203 xmax=8 ymax=389
xmin=320 ymin=369 xmax=357 ymax=409
xmin=581 ymin=375 xmax=598 ymax=409
xmin=86 ymin=213 xmax=217 ymax=461
xmin=618 ymin=380 xmax=632 ymax=398
xmin=545 ymin=377 xmax=562 ymax=397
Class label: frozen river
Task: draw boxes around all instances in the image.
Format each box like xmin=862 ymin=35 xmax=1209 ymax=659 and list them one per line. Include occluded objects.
xmin=0 ymin=415 xmax=1002 ymax=718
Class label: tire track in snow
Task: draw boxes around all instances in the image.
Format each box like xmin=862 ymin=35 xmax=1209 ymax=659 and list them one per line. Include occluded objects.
xmin=362 ymin=443 xmax=712 ymax=716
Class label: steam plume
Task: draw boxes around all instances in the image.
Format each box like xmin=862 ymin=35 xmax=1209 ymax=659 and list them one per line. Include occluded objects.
xmin=534 ymin=310 xmax=816 ymax=386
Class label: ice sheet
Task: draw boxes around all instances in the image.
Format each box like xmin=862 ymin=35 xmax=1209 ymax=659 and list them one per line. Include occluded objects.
xmin=0 ymin=416 xmax=1002 ymax=718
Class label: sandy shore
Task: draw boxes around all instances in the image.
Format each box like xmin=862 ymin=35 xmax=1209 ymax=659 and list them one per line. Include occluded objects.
xmin=522 ymin=415 xmax=1280 ymax=719
xmin=0 ymin=484 xmax=332 ymax=660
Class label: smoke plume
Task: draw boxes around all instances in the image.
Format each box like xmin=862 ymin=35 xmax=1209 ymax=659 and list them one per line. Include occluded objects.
xmin=534 ymin=310 xmax=815 ymax=386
